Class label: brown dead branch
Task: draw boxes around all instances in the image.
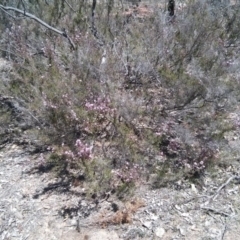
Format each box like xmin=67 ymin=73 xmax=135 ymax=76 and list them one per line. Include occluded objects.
xmin=98 ymin=198 xmax=145 ymax=226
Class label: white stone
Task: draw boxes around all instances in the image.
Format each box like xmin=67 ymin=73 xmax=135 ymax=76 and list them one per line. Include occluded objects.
xmin=150 ymin=214 xmax=159 ymax=221
xmin=143 ymin=221 xmax=152 ymax=229
xmin=154 ymin=227 xmax=166 ymax=238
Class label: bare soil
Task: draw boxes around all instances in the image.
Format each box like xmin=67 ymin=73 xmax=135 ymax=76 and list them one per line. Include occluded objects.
xmin=1 ymin=136 xmax=240 ymax=240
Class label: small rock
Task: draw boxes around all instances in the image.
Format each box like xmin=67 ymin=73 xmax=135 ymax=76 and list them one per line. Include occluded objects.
xmin=14 ymin=211 xmax=23 ymax=220
xmin=177 ymin=225 xmax=186 ymax=236
xmin=70 ymin=219 xmax=77 ymax=226
xmin=191 ymin=183 xmax=198 ymax=193
xmin=154 ymin=227 xmax=166 ymax=238
xmin=125 ymin=228 xmax=145 ymax=239
xmin=81 ymin=200 xmax=87 ymax=207
xmin=142 ymin=221 xmax=152 ymax=229
xmin=150 ymin=214 xmax=158 ymax=221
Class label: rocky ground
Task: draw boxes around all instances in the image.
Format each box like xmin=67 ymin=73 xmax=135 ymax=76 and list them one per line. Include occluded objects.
xmin=0 ymin=136 xmax=240 ymax=240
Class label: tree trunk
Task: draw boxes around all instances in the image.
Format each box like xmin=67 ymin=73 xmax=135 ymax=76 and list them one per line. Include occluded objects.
xmin=168 ymin=0 xmax=175 ymax=17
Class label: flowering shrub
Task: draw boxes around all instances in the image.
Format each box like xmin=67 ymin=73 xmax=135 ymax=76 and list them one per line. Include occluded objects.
xmin=75 ymin=139 xmax=93 ymax=160
xmin=64 ymin=139 xmax=93 ymax=163
xmin=85 ymin=97 xmax=114 ymax=114
xmin=113 ymin=162 xmax=142 ymax=184
xmin=1 ymin=0 xmax=240 ymax=198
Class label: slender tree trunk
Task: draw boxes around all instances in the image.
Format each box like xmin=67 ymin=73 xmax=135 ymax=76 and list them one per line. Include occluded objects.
xmin=168 ymin=0 xmax=175 ymax=16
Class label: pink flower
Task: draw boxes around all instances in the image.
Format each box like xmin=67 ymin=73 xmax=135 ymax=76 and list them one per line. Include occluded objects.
xmin=75 ymin=139 xmax=93 ymax=160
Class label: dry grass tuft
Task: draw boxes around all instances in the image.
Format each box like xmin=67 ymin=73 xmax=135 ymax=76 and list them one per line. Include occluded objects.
xmin=98 ymin=198 xmax=145 ymax=226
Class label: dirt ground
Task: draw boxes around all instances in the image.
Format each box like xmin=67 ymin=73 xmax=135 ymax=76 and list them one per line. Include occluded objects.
xmin=1 ymin=138 xmax=240 ymax=240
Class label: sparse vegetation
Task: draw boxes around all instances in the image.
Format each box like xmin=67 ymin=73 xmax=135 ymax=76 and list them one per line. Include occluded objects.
xmin=1 ymin=0 xmax=240 ymax=201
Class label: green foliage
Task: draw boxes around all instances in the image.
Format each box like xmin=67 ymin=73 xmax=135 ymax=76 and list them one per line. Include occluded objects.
xmin=47 ymin=152 xmax=67 ymax=175
xmin=1 ymin=0 xmax=240 ymax=198
xmin=116 ymin=181 xmax=135 ymax=200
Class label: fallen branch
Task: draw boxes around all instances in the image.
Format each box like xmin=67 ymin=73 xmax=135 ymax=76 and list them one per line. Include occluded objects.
xmin=201 ymin=206 xmax=231 ymax=217
xmin=212 ymin=175 xmax=236 ymax=201
xmin=203 ymin=175 xmax=239 ymax=206
xmin=220 ymin=217 xmax=227 ymax=240
xmin=0 ymin=4 xmax=76 ymax=50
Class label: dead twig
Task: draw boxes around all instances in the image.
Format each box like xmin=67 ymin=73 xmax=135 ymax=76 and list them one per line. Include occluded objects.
xmin=212 ymin=176 xmax=236 ymax=201
xmin=201 ymin=206 xmax=231 ymax=217
xmin=221 ymin=217 xmax=227 ymax=240
xmin=64 ymin=0 xmax=76 ymax=12
xmin=0 ymin=4 xmax=76 ymax=50
xmin=202 ymin=175 xmax=239 ymax=206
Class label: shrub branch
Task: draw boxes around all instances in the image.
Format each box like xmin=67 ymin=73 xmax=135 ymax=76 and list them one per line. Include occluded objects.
xmin=0 ymin=4 xmax=76 ymax=50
